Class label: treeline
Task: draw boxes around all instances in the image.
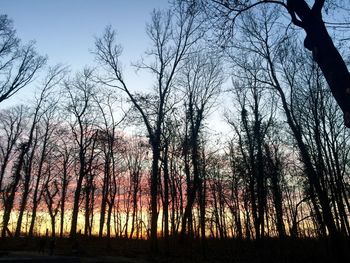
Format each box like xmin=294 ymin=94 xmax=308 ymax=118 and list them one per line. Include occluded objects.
xmin=0 ymin=0 xmax=349 ymax=255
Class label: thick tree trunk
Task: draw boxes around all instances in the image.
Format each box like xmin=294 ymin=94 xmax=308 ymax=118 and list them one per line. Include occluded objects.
xmin=15 ymin=178 xmax=30 ymax=237
xmin=289 ymin=0 xmax=350 ymax=127
xmin=15 ymin=132 xmax=38 ymax=237
xmin=70 ymin=172 xmax=84 ymax=239
xmin=51 ymin=216 xmax=56 ymax=237
xmin=1 ymin=144 xmax=28 ymax=238
xmin=0 ymin=149 xmax=13 ymax=192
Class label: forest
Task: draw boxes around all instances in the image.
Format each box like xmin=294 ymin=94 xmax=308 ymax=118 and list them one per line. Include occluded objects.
xmin=0 ymin=0 xmax=349 ymax=262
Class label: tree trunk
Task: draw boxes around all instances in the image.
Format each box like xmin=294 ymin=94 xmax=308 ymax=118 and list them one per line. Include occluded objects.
xmin=290 ymin=0 xmax=350 ymax=127
xmin=15 ymin=129 xmax=38 ymax=237
xmin=150 ymin=142 xmax=160 ymax=254
xmin=70 ymin=172 xmax=84 ymax=239
xmin=28 ymin=127 xmax=50 ymax=237
xmin=60 ymin=159 xmax=68 ymax=238
xmin=163 ymin=143 xmax=170 ymax=252
xmin=1 ymin=144 xmax=27 ymax=238
xmin=99 ymin=157 xmax=109 ymax=237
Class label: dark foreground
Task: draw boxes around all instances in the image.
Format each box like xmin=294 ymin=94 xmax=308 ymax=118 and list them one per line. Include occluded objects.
xmin=0 ymin=237 xmax=349 ymax=262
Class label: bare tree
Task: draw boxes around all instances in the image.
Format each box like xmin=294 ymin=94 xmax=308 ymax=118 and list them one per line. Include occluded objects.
xmin=43 ymin=171 xmax=60 ymax=237
xmin=0 ymin=106 xmax=26 ymax=237
xmin=64 ymin=69 xmax=98 ymax=239
xmin=0 ymin=15 xmax=46 ymax=103
xmin=0 ymin=106 xmax=25 ymax=192
xmin=124 ymin=138 xmax=146 ymax=239
xmin=14 ymin=66 xmax=65 ymax=237
xmin=93 ymin=89 xmax=125 ymax=238
xmin=186 ymin=0 xmax=350 ymax=127
xmin=1 ymin=66 xmax=64 ymax=237
xmin=54 ymin=124 xmax=74 ymax=238
xmin=228 ymin=5 xmax=344 ymax=244
xmin=178 ymin=50 xmax=223 ymax=248
xmin=94 ymin=2 xmax=201 ymax=253
xmin=27 ymin=97 xmax=62 ymax=237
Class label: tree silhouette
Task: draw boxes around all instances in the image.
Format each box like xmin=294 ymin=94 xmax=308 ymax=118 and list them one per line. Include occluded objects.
xmin=186 ymin=0 xmax=350 ymax=127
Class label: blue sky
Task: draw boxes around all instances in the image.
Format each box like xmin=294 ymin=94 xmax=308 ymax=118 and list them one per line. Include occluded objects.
xmin=2 ymin=0 xmax=169 ymax=68
xmin=1 ymin=0 xmax=170 ymax=104
xmin=1 ymin=0 xmax=231 ymax=137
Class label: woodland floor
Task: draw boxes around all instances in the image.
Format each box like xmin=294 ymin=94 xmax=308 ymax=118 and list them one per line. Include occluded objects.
xmin=0 ymin=237 xmax=349 ymax=262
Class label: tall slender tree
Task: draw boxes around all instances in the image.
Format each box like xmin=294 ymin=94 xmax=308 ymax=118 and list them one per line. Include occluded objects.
xmin=94 ymin=1 xmax=201 ymax=253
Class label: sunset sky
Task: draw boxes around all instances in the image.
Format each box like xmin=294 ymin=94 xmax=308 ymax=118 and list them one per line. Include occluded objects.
xmin=0 ymin=2 xmax=348 ymax=261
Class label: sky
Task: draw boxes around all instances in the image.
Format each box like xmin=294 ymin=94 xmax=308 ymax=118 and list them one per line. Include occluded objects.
xmin=0 ymin=0 xmax=170 ymax=104
xmin=0 ymin=0 xmax=232 ymax=138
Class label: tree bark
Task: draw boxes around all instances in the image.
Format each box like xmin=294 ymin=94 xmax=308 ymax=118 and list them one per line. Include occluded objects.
xmin=288 ymin=0 xmax=350 ymax=127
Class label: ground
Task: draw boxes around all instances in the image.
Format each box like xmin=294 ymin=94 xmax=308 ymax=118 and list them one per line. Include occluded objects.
xmin=0 ymin=237 xmax=348 ymax=262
